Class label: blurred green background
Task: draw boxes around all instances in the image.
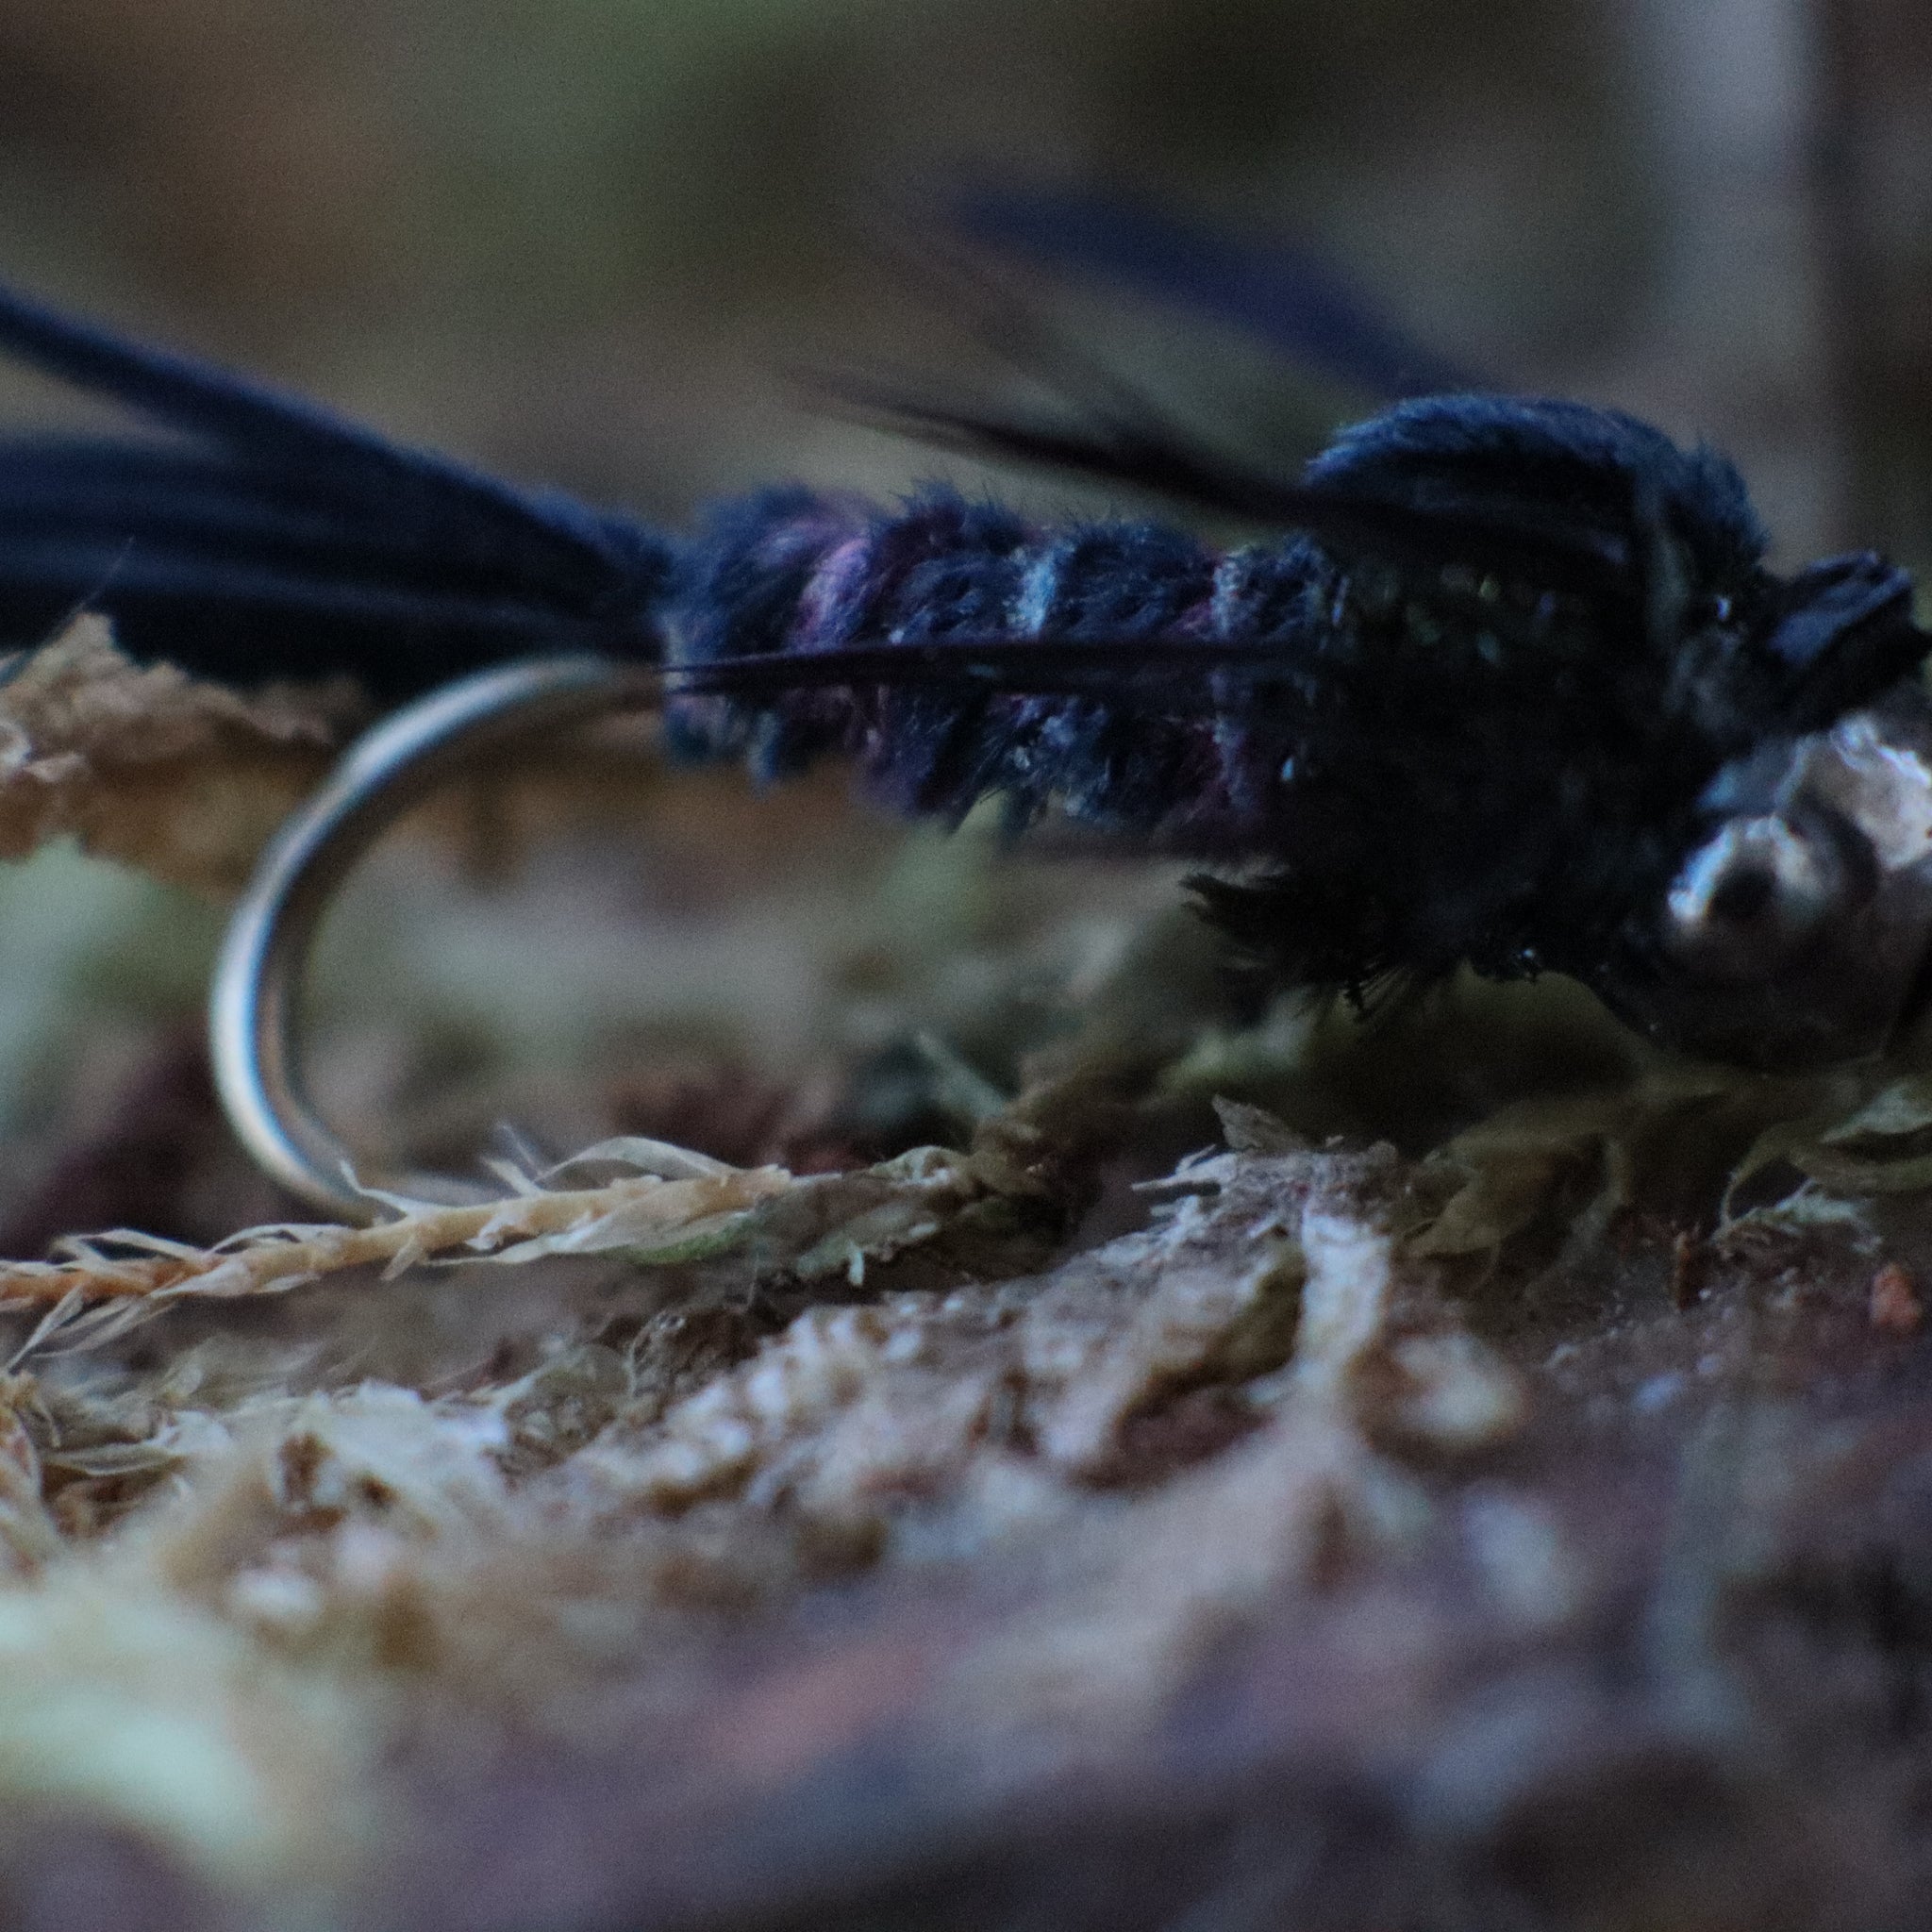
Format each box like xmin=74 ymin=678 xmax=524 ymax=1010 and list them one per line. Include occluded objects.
xmin=0 ymin=0 xmax=1924 ymax=1240
xmin=0 ymin=0 xmax=1923 ymax=542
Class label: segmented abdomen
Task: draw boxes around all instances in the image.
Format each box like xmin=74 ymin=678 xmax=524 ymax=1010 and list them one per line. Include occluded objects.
xmin=661 ymin=486 xmax=1328 ymax=852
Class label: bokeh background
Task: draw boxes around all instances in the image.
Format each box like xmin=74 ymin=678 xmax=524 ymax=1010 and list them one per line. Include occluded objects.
xmin=0 ymin=0 xmax=1924 ymax=1243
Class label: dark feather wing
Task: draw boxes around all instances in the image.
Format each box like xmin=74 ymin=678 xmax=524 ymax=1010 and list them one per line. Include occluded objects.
xmin=940 ymin=182 xmax=1482 ymax=398
xmin=0 ymin=283 xmax=671 ymax=696
xmin=837 ymin=229 xmax=1629 ymax=595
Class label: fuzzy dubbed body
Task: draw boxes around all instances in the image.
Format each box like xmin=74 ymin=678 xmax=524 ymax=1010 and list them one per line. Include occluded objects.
xmin=658 ymin=401 xmax=1921 ymax=1021
xmin=0 ymin=279 xmax=1923 ymax=1064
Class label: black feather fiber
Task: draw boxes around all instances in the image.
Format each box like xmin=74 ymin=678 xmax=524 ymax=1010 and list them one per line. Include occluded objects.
xmin=0 ymin=284 xmax=673 ymax=696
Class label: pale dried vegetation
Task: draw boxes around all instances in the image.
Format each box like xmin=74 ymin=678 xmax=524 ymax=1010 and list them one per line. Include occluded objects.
xmin=0 ymin=633 xmax=1924 ymax=1924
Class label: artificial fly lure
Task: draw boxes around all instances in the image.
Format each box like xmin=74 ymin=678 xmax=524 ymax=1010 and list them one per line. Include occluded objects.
xmin=0 ymin=258 xmax=1921 ymax=1219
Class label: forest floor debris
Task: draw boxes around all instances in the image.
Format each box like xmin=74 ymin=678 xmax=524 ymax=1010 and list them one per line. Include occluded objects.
xmin=3 ymin=637 xmax=1932 ymax=1925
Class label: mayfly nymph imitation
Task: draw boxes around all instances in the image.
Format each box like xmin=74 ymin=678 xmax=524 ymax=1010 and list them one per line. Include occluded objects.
xmin=0 ymin=275 xmax=1922 ymax=1216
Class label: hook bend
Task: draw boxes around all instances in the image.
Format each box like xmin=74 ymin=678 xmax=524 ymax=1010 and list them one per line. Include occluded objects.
xmin=209 ymin=654 xmax=656 ymax=1224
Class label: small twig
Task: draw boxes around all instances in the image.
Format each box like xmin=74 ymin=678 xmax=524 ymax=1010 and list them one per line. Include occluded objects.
xmin=0 ymin=1166 xmax=793 ymax=1311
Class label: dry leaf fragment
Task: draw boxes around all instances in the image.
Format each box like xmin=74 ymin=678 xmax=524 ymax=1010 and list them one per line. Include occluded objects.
xmin=0 ymin=617 xmax=353 ymax=893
